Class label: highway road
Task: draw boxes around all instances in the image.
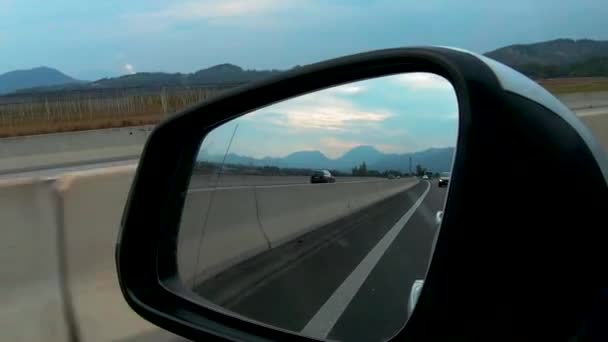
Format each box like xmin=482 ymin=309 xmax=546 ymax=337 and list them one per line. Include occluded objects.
xmin=578 ymin=107 xmax=608 ymax=154
xmin=0 ymin=106 xmax=606 ymax=183
xmin=188 ymin=173 xmax=390 ymax=188
xmin=184 ymin=180 xmax=441 ymax=341
xmin=0 ymin=157 xmax=138 ymax=181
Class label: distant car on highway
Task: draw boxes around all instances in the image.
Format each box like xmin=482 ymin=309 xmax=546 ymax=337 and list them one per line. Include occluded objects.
xmin=422 ymin=175 xmax=429 ymax=180
xmin=310 ymin=169 xmax=336 ymax=183
xmin=438 ymin=172 xmax=451 ymax=187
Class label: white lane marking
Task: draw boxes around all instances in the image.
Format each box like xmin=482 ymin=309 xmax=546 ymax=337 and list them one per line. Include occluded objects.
xmin=300 ymin=181 xmax=431 ymax=339
xmin=576 ymin=107 xmax=608 ymax=117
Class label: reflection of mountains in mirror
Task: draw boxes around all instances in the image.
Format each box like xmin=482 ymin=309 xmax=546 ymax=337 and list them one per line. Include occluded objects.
xmin=199 ymin=145 xmax=455 ymax=173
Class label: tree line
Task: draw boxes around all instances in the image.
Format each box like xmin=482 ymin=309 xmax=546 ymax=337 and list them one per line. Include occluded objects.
xmin=194 ymin=160 xmax=439 ymax=178
xmin=516 ymin=57 xmax=608 ymax=79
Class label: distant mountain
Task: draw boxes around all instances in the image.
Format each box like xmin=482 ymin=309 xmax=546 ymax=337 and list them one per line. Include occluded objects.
xmin=370 ymin=147 xmax=454 ymax=173
xmin=484 ymin=39 xmax=608 ymax=78
xmin=282 ymin=151 xmax=332 ymax=169
xmin=5 ymin=38 xmax=608 ymax=95
xmin=190 ymin=64 xmax=281 ymax=84
xmin=0 ymin=66 xmax=82 ymax=94
xmin=8 ymin=63 xmax=284 ymax=94
xmin=338 ymin=146 xmax=387 ymax=168
xmin=200 ymin=145 xmax=454 ymax=173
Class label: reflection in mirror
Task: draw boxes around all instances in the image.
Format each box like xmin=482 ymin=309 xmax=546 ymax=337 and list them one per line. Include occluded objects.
xmin=177 ymin=73 xmax=458 ymax=341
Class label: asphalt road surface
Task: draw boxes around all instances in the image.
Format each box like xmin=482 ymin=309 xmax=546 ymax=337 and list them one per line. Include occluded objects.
xmin=0 ymin=157 xmax=138 ymax=180
xmin=187 ymin=173 xmax=390 ymax=188
xmin=183 ymin=180 xmax=443 ymax=341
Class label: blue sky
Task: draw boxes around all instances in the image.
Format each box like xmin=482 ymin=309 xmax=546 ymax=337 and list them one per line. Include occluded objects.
xmin=198 ymin=73 xmax=458 ymax=159
xmin=1 ymin=0 xmax=607 ymax=80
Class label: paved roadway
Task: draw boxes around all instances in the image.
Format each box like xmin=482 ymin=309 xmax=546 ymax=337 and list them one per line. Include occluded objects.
xmin=184 ymin=180 xmax=441 ymax=341
xmin=1 ymin=107 xmax=605 ymax=183
xmin=0 ymin=158 xmax=138 ymax=181
xmin=578 ymin=107 xmax=608 ymax=152
xmin=0 ymin=106 xmax=606 ymax=183
xmin=188 ymin=174 xmax=389 ymax=188
xmin=121 ymin=180 xmax=442 ymax=342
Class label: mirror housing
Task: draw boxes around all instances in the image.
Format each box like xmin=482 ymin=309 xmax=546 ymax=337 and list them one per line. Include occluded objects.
xmin=116 ymin=47 xmax=608 ymax=341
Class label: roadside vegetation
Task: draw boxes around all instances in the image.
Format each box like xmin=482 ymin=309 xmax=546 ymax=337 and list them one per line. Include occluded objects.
xmin=195 ymin=161 xmax=413 ymax=179
xmin=0 ymin=86 xmax=226 ymax=138
xmin=537 ymin=77 xmax=608 ymax=94
xmin=0 ymin=78 xmax=605 ymax=138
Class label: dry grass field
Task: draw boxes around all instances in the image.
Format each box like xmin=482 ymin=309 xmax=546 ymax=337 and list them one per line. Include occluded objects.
xmin=0 ymin=86 xmax=227 ymax=138
xmin=0 ymin=78 xmax=606 ymax=138
xmin=537 ymin=77 xmax=608 ymax=94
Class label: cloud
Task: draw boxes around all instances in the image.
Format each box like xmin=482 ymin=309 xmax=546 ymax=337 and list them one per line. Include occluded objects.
xmin=0 ymin=0 xmax=12 ymax=13
xmin=124 ymin=0 xmax=291 ymax=33
xmin=438 ymin=111 xmax=459 ymax=121
xmin=136 ymin=0 xmax=286 ymax=23
xmin=123 ymin=63 xmax=135 ymax=74
xmin=229 ymin=73 xmax=457 ymax=158
xmin=255 ymin=90 xmax=390 ymax=131
xmin=394 ymin=72 xmax=453 ymax=90
xmin=329 ymin=84 xmax=366 ymax=95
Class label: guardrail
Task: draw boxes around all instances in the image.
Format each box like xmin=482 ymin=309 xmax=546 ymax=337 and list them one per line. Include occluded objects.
xmin=0 ymin=169 xmax=417 ymax=341
xmin=557 ymin=91 xmax=608 ymax=110
xmin=178 ymin=178 xmax=418 ymax=287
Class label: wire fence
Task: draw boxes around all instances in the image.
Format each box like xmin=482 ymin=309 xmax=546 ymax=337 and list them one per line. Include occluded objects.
xmin=0 ymin=85 xmax=235 ymax=137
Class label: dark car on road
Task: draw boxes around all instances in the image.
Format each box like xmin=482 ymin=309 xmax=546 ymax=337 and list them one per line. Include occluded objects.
xmin=438 ymin=172 xmax=451 ymax=187
xmin=310 ymin=170 xmax=336 ymax=183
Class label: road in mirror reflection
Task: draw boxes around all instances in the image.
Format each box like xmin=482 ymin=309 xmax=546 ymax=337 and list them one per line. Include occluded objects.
xmin=177 ymin=73 xmax=458 ymax=341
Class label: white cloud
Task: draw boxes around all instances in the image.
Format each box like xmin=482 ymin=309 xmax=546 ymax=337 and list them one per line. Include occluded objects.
xmin=138 ymin=0 xmax=285 ymax=22
xmin=0 ymin=0 xmax=12 ymax=13
xmin=394 ymin=72 xmax=453 ymax=90
xmin=330 ymin=84 xmax=366 ymax=95
xmin=125 ymin=0 xmax=291 ymax=33
xmin=123 ymin=63 xmax=135 ymax=74
xmin=439 ymin=111 xmax=459 ymax=121
xmin=255 ymin=90 xmax=390 ymax=131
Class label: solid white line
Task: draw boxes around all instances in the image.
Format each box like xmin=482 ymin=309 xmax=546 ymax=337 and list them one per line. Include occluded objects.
xmin=575 ymin=106 xmax=608 ymax=117
xmin=300 ymin=181 xmax=431 ymax=339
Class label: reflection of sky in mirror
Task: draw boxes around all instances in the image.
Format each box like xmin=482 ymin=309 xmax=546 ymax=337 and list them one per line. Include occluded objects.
xmin=198 ymin=73 xmax=458 ymax=160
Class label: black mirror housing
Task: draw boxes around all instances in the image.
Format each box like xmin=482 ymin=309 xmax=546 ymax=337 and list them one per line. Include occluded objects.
xmin=116 ymin=47 xmax=608 ymax=341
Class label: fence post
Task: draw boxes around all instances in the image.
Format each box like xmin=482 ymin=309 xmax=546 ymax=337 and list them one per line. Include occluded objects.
xmin=161 ymin=87 xmax=168 ymax=115
xmin=45 ymin=98 xmax=51 ymax=122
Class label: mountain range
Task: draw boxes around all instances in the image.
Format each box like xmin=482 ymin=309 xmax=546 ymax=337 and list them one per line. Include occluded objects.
xmin=484 ymin=39 xmax=608 ymax=78
xmin=0 ymin=66 xmax=83 ymax=94
xmin=201 ymin=145 xmax=455 ymax=173
xmin=0 ymin=64 xmax=283 ymax=95
xmin=3 ymin=38 xmax=608 ymax=95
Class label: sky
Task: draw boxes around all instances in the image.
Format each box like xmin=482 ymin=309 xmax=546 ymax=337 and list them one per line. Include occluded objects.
xmin=1 ymin=0 xmax=608 ymax=80
xmin=198 ymin=73 xmax=458 ymax=159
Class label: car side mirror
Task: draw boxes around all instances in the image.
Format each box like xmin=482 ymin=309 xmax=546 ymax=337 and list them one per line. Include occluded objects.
xmin=116 ymin=47 xmax=608 ymax=341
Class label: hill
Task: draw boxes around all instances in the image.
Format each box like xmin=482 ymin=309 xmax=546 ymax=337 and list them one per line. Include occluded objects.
xmin=200 ymin=145 xmax=454 ymax=173
xmin=0 ymin=66 xmax=82 ymax=94
xmin=485 ymin=39 xmax=608 ymax=78
xmin=13 ymin=63 xmax=283 ymax=94
xmin=5 ymin=38 xmax=608 ymax=95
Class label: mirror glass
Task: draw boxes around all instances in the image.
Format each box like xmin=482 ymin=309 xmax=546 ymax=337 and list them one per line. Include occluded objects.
xmin=177 ymin=73 xmax=458 ymax=341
